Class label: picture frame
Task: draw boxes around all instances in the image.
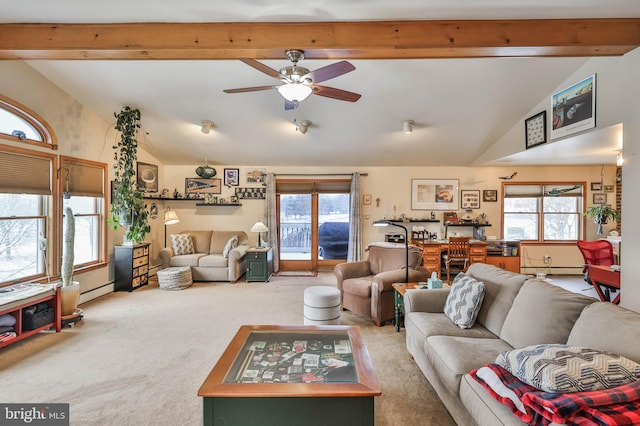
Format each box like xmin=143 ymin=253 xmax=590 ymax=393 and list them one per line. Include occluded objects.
xmin=246 ymin=168 xmax=266 ymax=183
xmin=525 ymin=111 xmax=547 ymax=149
xmin=551 ymin=74 xmax=596 ymax=140
xmin=483 ymin=189 xmax=498 ymax=202
xmin=136 ymin=162 xmax=158 ymax=193
xmin=590 ymin=182 xmax=602 ymax=191
xmin=185 ymin=177 xmax=221 ymax=195
xmin=224 ymin=168 xmax=239 ymax=186
xmin=362 ymin=194 xmax=372 ymax=205
xmin=411 ymin=179 xmax=459 ymax=211
xmin=593 ymin=193 xmax=607 ymax=205
xmin=461 ymin=190 xmax=480 ymax=209
xmin=604 ymin=184 xmax=614 ymax=192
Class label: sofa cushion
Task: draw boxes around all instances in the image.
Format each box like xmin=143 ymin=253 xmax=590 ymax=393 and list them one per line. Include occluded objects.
xmin=169 ymin=253 xmax=206 ymax=267
xmin=460 ymin=373 xmax=526 ymax=426
xmin=499 ymin=279 xmax=596 ymax=349
xmin=210 ymin=231 xmax=242 ymax=254
xmin=222 ymin=235 xmax=238 ymax=258
xmin=186 ymin=231 xmax=213 ymax=253
xmin=342 ymin=276 xmax=373 ymax=298
xmin=198 ymin=254 xmax=229 ymax=268
xmin=444 ymin=273 xmax=485 ymax=329
xmin=496 ymin=343 xmax=640 ymax=393
xmin=406 ymin=312 xmax=498 ymax=341
xmin=567 ymin=302 xmax=640 ymax=364
xmin=171 ymin=233 xmax=194 ymax=255
xmin=465 ymin=263 xmax=528 ymax=336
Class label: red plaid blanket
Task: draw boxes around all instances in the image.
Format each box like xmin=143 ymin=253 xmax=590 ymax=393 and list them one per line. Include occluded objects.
xmin=470 ymin=364 xmax=640 ymax=426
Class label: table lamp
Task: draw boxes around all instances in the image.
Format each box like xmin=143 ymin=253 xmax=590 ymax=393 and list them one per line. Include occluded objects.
xmin=164 ymin=207 xmax=180 ymax=248
xmin=251 ymin=221 xmax=269 ymax=248
xmin=373 ymin=220 xmax=409 ymax=283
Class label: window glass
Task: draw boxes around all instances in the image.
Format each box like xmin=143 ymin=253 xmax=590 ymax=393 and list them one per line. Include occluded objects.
xmin=0 ymin=108 xmax=42 ymax=141
xmin=63 ymin=196 xmax=101 ymax=266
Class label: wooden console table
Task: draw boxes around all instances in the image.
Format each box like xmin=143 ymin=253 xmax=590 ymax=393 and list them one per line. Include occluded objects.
xmin=413 ymin=240 xmax=488 ymax=279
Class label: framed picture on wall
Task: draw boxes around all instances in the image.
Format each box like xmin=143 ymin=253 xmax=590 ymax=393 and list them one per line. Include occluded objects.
xmin=551 ymin=74 xmax=596 ymax=140
xmin=362 ymin=194 xmax=372 ymax=205
xmin=136 ymin=162 xmax=158 ymax=193
xmin=460 ymin=190 xmax=480 ymax=209
xmin=593 ymin=193 xmax=607 ymax=205
xmin=224 ymin=168 xmax=239 ymax=186
xmin=483 ymin=189 xmax=498 ymax=202
xmin=525 ymin=111 xmax=547 ymax=149
xmin=185 ymin=177 xmax=221 ymax=195
xmin=411 ymin=179 xmax=459 ymax=210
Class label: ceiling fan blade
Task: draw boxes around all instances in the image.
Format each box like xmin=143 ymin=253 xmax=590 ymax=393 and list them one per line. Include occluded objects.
xmin=239 ymin=58 xmax=282 ymax=79
xmin=308 ymin=61 xmax=355 ymax=84
xmin=223 ymin=85 xmax=277 ymax=94
xmin=311 ymin=85 xmax=361 ymax=102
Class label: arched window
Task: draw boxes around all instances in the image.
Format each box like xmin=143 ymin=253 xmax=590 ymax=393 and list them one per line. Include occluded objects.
xmin=0 ymin=95 xmax=57 ymax=149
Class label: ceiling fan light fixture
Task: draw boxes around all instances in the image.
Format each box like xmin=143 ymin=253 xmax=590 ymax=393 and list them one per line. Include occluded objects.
xmin=403 ymin=120 xmax=415 ymax=134
xmin=277 ymin=83 xmax=313 ymax=102
xmin=295 ymin=120 xmax=312 ymax=134
xmin=201 ymin=120 xmax=214 ymax=134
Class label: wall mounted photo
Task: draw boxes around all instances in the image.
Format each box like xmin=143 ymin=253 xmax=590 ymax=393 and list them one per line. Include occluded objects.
xmin=136 ymin=162 xmax=158 ymax=193
xmin=185 ymin=177 xmax=221 ymax=195
xmin=411 ymin=179 xmax=459 ymax=210
xmin=591 ymin=182 xmax=602 ymax=191
xmin=363 ymin=194 xmax=372 ymax=205
xmin=525 ymin=111 xmax=547 ymax=149
xmin=551 ymin=74 xmax=596 ymax=140
xmin=224 ymin=168 xmax=239 ymax=186
xmin=593 ymin=193 xmax=607 ymax=205
xmin=604 ymin=184 xmax=614 ymax=192
xmin=461 ymin=190 xmax=480 ymax=209
xmin=235 ymin=187 xmax=266 ymax=199
xmin=246 ymin=168 xmax=266 ymax=183
xmin=483 ymin=189 xmax=498 ymax=202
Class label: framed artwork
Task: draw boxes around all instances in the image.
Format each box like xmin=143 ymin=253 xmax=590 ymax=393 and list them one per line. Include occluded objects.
xmin=604 ymin=184 xmax=614 ymax=192
xmin=551 ymin=74 xmax=596 ymax=140
xmin=362 ymin=194 xmax=372 ymax=205
xmin=525 ymin=111 xmax=547 ymax=149
xmin=483 ymin=189 xmax=498 ymax=202
xmin=591 ymin=182 xmax=602 ymax=191
xmin=235 ymin=187 xmax=266 ymax=199
xmin=185 ymin=177 xmax=221 ymax=195
xmin=246 ymin=168 xmax=266 ymax=183
xmin=461 ymin=190 xmax=480 ymax=209
xmin=224 ymin=168 xmax=239 ymax=186
xmin=411 ymin=179 xmax=459 ymax=211
xmin=593 ymin=193 xmax=607 ymax=205
xmin=136 ymin=162 xmax=158 ymax=193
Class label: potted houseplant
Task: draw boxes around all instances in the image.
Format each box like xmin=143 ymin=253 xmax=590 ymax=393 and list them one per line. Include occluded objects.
xmin=108 ymin=106 xmax=150 ymax=243
xmin=60 ymin=207 xmax=80 ymax=316
xmin=583 ymin=204 xmax=621 ymax=235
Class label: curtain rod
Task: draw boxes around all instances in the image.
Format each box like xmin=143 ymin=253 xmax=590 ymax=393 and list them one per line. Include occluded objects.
xmin=274 ymin=173 xmax=368 ymax=177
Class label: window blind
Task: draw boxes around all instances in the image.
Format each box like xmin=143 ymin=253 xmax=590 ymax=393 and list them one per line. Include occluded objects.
xmin=65 ymin=161 xmax=105 ymax=197
xmin=276 ymin=179 xmax=351 ymax=194
xmin=0 ymin=150 xmax=52 ymax=195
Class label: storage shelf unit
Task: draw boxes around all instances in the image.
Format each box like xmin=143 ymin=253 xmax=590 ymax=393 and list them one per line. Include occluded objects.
xmin=485 ymin=240 xmax=521 ymax=273
xmin=114 ymin=243 xmax=150 ymax=292
xmin=246 ymin=247 xmax=274 ymax=282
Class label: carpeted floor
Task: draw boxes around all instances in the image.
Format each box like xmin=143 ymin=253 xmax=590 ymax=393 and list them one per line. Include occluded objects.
xmin=0 ymin=272 xmax=454 ymax=426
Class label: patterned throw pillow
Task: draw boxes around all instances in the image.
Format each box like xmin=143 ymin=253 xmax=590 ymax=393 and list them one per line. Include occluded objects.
xmin=170 ymin=234 xmax=194 ymax=256
xmin=496 ymin=344 xmax=640 ymax=393
xmin=443 ymin=272 xmax=485 ymax=329
xmin=222 ymin=235 xmax=238 ymax=258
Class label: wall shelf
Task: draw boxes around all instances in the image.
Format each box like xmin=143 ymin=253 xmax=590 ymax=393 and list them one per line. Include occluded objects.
xmin=195 ymin=203 xmax=242 ymax=207
xmin=380 ymin=219 xmax=440 ymax=223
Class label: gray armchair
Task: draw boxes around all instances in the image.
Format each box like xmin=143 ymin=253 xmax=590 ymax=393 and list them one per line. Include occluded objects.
xmin=334 ymin=244 xmax=430 ymax=326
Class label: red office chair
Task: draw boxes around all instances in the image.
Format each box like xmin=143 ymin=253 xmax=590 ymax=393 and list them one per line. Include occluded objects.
xmin=576 ymin=240 xmax=616 ymax=297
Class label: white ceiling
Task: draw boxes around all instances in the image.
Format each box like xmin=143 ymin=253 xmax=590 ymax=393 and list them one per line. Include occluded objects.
xmin=2 ymin=1 xmax=639 ymax=167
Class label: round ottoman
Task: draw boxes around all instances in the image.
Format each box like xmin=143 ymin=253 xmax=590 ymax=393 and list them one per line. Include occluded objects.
xmin=157 ymin=267 xmax=193 ymax=290
xmin=304 ymin=286 xmax=341 ymax=325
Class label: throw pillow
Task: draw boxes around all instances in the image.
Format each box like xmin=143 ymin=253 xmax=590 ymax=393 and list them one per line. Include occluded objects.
xmin=222 ymin=235 xmax=238 ymax=258
xmin=496 ymin=344 xmax=640 ymax=393
xmin=170 ymin=233 xmax=195 ymax=256
xmin=443 ymin=273 xmax=485 ymax=329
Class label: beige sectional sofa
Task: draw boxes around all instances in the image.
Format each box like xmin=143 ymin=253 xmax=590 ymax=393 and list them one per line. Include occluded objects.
xmin=158 ymin=230 xmax=249 ymax=282
xmin=404 ymin=262 xmax=640 ymax=425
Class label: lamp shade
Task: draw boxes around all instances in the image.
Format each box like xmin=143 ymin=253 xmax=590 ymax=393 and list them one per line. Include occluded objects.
xmin=251 ymin=221 xmax=269 ymax=233
xmin=164 ymin=209 xmax=180 ymax=225
xmin=277 ymin=84 xmax=312 ymax=102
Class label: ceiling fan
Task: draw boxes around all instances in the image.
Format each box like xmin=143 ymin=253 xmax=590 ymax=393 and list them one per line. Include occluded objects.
xmin=223 ymin=49 xmax=361 ymax=110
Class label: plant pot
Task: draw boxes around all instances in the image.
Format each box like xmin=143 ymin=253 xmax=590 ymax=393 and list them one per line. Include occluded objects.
xmin=60 ymin=282 xmax=80 ymax=316
xmin=119 ymin=209 xmax=134 ymax=226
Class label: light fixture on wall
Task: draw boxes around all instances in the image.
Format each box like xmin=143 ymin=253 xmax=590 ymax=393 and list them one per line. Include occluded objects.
xmin=164 ymin=207 xmax=180 ymax=248
xmin=201 ymin=120 xmax=214 ymax=134
xmin=403 ymin=120 xmax=415 ymax=134
xmin=250 ymin=221 xmax=269 ymax=248
xmin=295 ymin=119 xmax=312 ymax=134
xmin=616 ymin=150 xmax=624 ymax=167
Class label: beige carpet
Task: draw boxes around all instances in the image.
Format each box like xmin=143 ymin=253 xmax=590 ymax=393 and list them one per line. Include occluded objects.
xmin=0 ymin=272 xmax=455 ymax=426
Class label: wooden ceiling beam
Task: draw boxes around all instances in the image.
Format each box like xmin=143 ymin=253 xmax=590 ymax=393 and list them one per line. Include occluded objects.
xmin=0 ymin=19 xmax=639 ymax=60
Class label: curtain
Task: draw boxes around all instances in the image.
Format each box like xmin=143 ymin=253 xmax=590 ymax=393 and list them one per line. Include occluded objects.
xmin=264 ymin=173 xmax=279 ymax=272
xmin=347 ymin=172 xmax=362 ymax=262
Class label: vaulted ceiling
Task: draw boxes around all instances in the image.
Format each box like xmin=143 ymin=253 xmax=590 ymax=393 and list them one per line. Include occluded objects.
xmin=1 ymin=1 xmax=639 ymax=167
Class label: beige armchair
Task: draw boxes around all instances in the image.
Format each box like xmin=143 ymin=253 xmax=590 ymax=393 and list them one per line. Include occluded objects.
xmin=334 ymin=244 xmax=430 ymax=326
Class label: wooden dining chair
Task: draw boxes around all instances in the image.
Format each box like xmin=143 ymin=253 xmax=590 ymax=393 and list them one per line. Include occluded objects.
xmin=444 ymin=237 xmax=471 ymax=283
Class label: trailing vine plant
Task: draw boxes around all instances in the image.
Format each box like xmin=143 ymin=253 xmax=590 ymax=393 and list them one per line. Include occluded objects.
xmin=108 ymin=106 xmax=150 ymax=242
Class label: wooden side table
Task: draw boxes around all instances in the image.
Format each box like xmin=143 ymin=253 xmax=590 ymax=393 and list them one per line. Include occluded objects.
xmin=246 ymin=247 xmax=274 ymax=282
xmin=392 ymin=282 xmax=450 ymax=332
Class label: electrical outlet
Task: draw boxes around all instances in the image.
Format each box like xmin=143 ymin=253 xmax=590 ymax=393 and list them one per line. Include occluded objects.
xmin=543 ymin=255 xmax=551 ymax=264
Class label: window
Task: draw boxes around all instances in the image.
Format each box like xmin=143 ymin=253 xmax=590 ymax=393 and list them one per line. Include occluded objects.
xmin=503 ymin=183 xmax=584 ymax=242
xmin=60 ymin=157 xmax=107 ymax=268
xmin=0 ymin=95 xmax=56 ymax=149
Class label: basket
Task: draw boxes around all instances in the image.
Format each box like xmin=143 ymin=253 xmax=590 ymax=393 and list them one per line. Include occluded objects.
xmin=157 ymin=267 xmax=193 ymax=290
